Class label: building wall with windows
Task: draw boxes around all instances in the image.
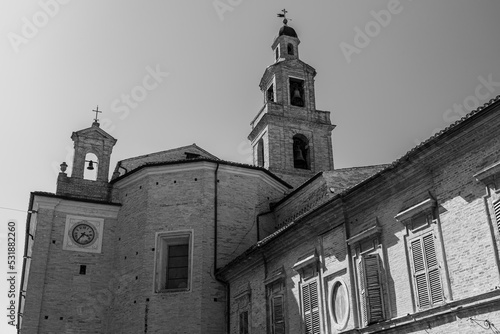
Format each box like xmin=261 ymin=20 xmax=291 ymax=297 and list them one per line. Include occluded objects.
xmin=219 ymin=98 xmax=500 ymax=334
xmin=106 ymin=161 xmax=290 ymax=334
xmin=18 ymin=18 xmax=500 ymax=334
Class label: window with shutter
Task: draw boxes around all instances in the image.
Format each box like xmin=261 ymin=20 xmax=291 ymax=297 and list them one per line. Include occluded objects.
xmin=410 ymin=233 xmax=443 ymax=309
xmin=302 ymin=280 xmax=321 ymax=334
xmin=493 ymin=200 xmax=500 ymax=234
xmin=266 ymin=279 xmax=286 ymax=334
xmin=357 ymin=254 xmax=385 ymax=326
xmin=272 ymin=295 xmax=285 ymax=334
xmin=239 ymin=311 xmax=249 ymax=334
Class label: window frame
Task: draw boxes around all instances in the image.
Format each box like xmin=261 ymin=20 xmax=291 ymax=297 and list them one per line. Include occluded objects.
xmin=293 ymin=250 xmax=322 ymax=334
xmin=396 ymin=198 xmax=451 ymax=312
xmin=347 ymin=224 xmax=388 ymax=328
xmin=239 ymin=309 xmax=249 ymax=334
xmin=301 ymin=277 xmax=321 ymax=334
xmin=408 ymin=231 xmax=444 ymax=310
xmin=328 ymin=277 xmax=350 ymax=331
xmin=154 ymin=230 xmax=193 ymax=293
xmin=266 ymin=278 xmax=286 ymax=334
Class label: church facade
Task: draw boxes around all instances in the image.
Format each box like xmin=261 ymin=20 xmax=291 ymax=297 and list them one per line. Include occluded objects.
xmin=18 ymin=21 xmax=500 ymax=334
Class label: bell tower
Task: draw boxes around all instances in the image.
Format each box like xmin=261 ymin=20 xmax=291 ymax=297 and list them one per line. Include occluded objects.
xmin=56 ymin=108 xmax=117 ymax=201
xmin=248 ymin=14 xmax=335 ymax=187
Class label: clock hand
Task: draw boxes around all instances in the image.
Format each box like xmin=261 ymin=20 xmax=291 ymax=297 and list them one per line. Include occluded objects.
xmin=76 ymin=232 xmax=87 ymax=242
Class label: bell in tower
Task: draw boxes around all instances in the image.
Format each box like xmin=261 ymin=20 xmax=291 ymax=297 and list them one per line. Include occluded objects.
xmin=293 ymin=136 xmax=309 ymax=170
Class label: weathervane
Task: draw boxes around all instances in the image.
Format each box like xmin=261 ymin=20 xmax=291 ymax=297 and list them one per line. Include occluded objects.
xmin=92 ymin=105 xmax=102 ymax=123
xmin=277 ymin=8 xmax=289 ymax=25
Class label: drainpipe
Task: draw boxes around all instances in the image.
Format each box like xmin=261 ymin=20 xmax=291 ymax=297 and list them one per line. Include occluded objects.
xmin=214 ymin=162 xmax=220 ymax=271
xmin=213 ymin=163 xmax=230 ymax=333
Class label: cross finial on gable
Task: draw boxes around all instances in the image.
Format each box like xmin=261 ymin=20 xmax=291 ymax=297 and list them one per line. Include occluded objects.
xmin=92 ymin=105 xmax=102 ymax=124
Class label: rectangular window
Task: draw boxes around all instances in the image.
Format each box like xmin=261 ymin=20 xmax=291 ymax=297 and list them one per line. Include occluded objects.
xmin=267 ymin=280 xmax=285 ymax=334
xmin=155 ymin=231 xmax=192 ymax=292
xmin=239 ymin=310 xmax=249 ymax=334
xmin=410 ymin=232 xmax=443 ymax=309
xmin=302 ymin=279 xmax=320 ymax=334
xmin=357 ymin=253 xmax=385 ymax=326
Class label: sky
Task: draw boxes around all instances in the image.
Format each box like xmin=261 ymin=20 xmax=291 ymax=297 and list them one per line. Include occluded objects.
xmin=1 ymin=0 xmax=500 ymax=332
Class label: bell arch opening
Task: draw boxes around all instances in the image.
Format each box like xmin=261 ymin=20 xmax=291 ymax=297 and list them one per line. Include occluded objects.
xmin=293 ymin=134 xmax=310 ymax=170
xmin=83 ymin=152 xmax=98 ymax=181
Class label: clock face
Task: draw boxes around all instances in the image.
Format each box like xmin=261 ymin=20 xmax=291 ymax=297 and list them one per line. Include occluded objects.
xmin=71 ymin=222 xmax=96 ymax=246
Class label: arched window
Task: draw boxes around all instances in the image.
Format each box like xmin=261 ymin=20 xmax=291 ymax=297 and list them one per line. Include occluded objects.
xmin=83 ymin=153 xmax=98 ymax=181
xmin=287 ymin=43 xmax=294 ymax=55
xmin=293 ymin=135 xmax=310 ymax=170
xmin=257 ymin=138 xmax=265 ymax=167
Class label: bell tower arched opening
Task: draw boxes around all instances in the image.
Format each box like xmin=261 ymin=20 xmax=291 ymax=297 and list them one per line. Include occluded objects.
xmin=293 ymin=135 xmax=310 ymax=170
xmin=257 ymin=138 xmax=265 ymax=167
xmin=83 ymin=153 xmax=98 ymax=181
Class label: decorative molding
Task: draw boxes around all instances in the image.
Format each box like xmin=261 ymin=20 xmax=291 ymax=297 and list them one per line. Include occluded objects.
xmin=114 ymin=160 xmax=289 ymax=193
xmin=264 ymin=266 xmax=286 ymax=285
xmin=394 ymin=198 xmax=436 ymax=223
xmin=33 ymin=195 xmax=120 ymax=218
xmin=292 ymin=249 xmax=318 ymax=272
xmin=346 ymin=223 xmax=381 ymax=246
xmin=474 ymin=161 xmax=500 ymax=186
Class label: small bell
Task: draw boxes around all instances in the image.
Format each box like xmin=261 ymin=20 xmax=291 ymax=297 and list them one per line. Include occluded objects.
xmin=87 ymin=160 xmax=95 ymax=170
xmin=294 ymin=145 xmax=305 ymax=162
xmin=293 ymin=87 xmax=301 ymax=99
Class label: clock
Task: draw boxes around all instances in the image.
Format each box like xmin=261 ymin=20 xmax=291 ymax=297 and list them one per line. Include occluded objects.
xmin=63 ymin=215 xmax=104 ymax=253
xmin=71 ymin=222 xmax=96 ymax=246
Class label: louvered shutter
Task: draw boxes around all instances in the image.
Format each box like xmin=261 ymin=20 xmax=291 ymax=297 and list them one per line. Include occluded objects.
xmin=239 ymin=311 xmax=248 ymax=334
xmin=302 ymin=280 xmax=320 ymax=334
xmin=272 ymin=295 xmax=285 ymax=334
xmin=357 ymin=259 xmax=367 ymax=325
xmin=494 ymin=200 xmax=500 ymax=234
xmin=358 ymin=254 xmax=384 ymax=326
xmin=410 ymin=233 xmax=443 ymax=309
